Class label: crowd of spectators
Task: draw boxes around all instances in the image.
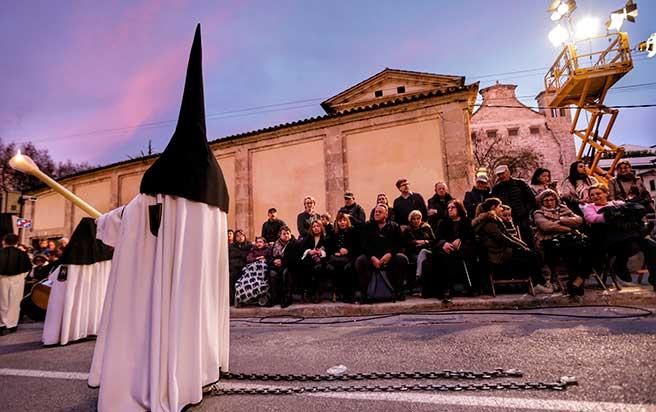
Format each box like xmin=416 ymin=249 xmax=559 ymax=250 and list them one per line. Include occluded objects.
xmin=228 ymin=160 xmax=656 ymax=308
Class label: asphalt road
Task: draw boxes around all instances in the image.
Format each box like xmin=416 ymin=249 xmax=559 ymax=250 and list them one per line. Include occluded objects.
xmin=1 ymin=306 xmax=655 ymax=412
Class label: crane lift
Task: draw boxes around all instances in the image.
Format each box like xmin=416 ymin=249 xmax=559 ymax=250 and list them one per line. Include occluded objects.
xmin=543 ymin=0 xmax=653 ymax=183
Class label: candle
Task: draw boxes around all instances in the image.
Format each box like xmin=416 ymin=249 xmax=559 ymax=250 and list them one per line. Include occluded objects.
xmin=9 ymin=151 xmax=102 ymax=219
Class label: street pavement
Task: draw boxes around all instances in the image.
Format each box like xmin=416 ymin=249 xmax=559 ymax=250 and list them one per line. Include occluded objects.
xmin=1 ymin=288 xmax=655 ymax=411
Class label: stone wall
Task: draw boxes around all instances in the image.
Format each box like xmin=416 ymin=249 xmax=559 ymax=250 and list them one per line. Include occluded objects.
xmin=24 ymin=88 xmax=477 ymax=242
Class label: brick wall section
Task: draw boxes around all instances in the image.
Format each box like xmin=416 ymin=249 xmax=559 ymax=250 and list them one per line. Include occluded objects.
xmin=471 ymin=84 xmax=576 ymax=182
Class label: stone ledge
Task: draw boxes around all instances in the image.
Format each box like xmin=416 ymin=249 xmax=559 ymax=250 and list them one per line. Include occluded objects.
xmin=230 ymin=284 xmax=656 ymax=319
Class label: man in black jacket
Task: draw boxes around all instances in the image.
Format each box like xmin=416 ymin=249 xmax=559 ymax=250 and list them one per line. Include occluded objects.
xmin=261 ymin=208 xmax=286 ymax=244
xmin=463 ymin=175 xmax=491 ymax=218
xmin=0 ymin=233 xmax=32 ymax=335
xmin=392 ymin=178 xmax=428 ymax=227
xmin=491 ymin=165 xmax=536 ymax=247
xmin=355 ymin=204 xmax=408 ymax=301
xmin=338 ymin=191 xmax=366 ymax=227
xmin=426 ymin=182 xmax=453 ymax=234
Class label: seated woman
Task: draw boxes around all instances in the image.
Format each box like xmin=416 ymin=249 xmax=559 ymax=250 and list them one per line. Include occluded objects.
xmin=234 ymin=236 xmax=272 ymax=306
xmin=369 ymin=193 xmax=395 ymax=223
xmin=268 ymin=227 xmax=296 ymax=308
xmin=583 ymin=184 xmax=656 ymax=288
xmin=402 ymin=210 xmax=435 ymax=292
xmin=533 ymin=189 xmax=590 ymax=296
xmin=326 ymin=212 xmax=359 ymax=303
xmin=228 ymin=230 xmax=252 ymax=305
xmin=473 ymin=198 xmax=552 ymax=294
xmin=560 ymin=161 xmax=598 ymax=215
xmin=299 ymin=219 xmax=328 ymax=303
xmin=433 ymin=200 xmax=478 ymax=301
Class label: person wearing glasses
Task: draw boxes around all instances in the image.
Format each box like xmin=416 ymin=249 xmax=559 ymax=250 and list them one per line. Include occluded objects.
xmin=392 ymin=178 xmax=427 ymax=227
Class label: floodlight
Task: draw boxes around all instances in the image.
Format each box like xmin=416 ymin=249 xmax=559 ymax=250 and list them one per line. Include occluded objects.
xmin=625 ymin=0 xmax=638 ymax=23
xmin=574 ymin=17 xmax=600 ymax=40
xmin=549 ymin=24 xmax=570 ymax=46
xmin=547 ymin=0 xmax=577 ymax=21
xmin=638 ymin=33 xmax=656 ymax=58
xmin=607 ymin=12 xmax=625 ymax=31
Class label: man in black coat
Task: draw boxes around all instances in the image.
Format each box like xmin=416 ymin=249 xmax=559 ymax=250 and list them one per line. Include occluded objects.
xmin=491 ymin=165 xmax=536 ymax=247
xmin=463 ymin=175 xmax=491 ymax=218
xmin=0 ymin=234 xmax=32 ymax=335
xmin=426 ymin=182 xmax=453 ymax=234
xmin=261 ymin=208 xmax=286 ymax=244
xmin=338 ymin=191 xmax=366 ymax=227
xmin=392 ymin=178 xmax=428 ymax=227
xmin=355 ymin=204 xmax=408 ymax=301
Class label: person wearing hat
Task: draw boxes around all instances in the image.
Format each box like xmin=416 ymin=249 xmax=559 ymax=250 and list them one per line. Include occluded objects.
xmin=463 ymin=175 xmax=491 ymax=219
xmin=88 ymin=26 xmax=231 ymax=411
xmin=338 ymin=191 xmax=366 ymax=227
xmin=261 ymin=207 xmax=287 ymax=245
xmin=491 ymin=165 xmax=537 ymax=247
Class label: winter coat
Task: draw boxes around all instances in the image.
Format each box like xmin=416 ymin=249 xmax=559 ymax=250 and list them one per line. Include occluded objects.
xmin=360 ymin=220 xmax=404 ymax=259
xmin=435 ymin=218 xmax=475 ymax=257
xmin=402 ymin=224 xmax=435 ymax=255
xmin=463 ymin=188 xmax=490 ymax=219
xmin=246 ymin=246 xmax=272 ymax=264
xmin=328 ymin=227 xmax=359 ymax=258
xmin=261 ymin=218 xmax=286 ymax=243
xmin=472 ymin=212 xmax=528 ymax=265
xmin=533 ymin=204 xmax=582 ymax=244
xmin=608 ymin=175 xmax=654 ymax=212
xmin=393 ymin=193 xmax=428 ymax=226
xmin=491 ymin=178 xmax=536 ymax=221
xmin=338 ymin=203 xmax=367 ymax=227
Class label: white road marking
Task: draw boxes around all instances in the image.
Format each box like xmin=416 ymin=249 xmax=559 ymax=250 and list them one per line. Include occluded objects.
xmin=217 ymin=381 xmax=656 ymax=412
xmin=1 ymin=369 xmax=654 ymax=411
xmin=0 ymin=368 xmax=89 ymax=381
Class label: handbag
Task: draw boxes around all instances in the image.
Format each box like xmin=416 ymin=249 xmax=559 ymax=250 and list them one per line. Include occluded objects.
xmin=366 ymin=269 xmax=395 ymax=302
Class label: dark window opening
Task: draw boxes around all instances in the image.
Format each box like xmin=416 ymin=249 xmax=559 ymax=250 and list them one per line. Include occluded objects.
xmin=530 ymin=126 xmax=540 ymax=135
xmin=397 ymin=86 xmax=406 ymax=94
xmin=374 ymin=90 xmax=383 ymax=97
xmin=508 ymin=128 xmax=519 ymax=137
xmin=471 ymin=131 xmax=477 ymax=140
xmin=486 ymin=130 xmax=497 ymax=139
xmin=559 ymin=108 xmax=567 ymax=116
xmin=650 ymin=180 xmax=655 ymax=191
xmin=551 ymin=108 xmax=558 ymax=117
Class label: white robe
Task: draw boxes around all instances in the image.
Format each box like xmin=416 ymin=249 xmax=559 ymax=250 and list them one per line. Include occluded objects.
xmin=42 ymin=260 xmax=111 ymax=345
xmin=88 ymin=194 xmax=230 ymax=412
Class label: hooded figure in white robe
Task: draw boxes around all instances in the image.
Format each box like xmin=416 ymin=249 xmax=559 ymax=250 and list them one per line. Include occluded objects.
xmin=88 ymin=24 xmax=230 ymax=412
xmin=42 ymin=217 xmax=113 ymax=345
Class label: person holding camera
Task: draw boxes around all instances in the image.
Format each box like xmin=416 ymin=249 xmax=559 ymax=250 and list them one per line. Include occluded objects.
xmin=533 ymin=189 xmax=590 ymax=296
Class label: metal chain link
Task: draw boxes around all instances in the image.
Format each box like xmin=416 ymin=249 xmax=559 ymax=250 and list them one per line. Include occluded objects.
xmin=209 ymin=370 xmax=577 ymax=397
xmin=207 ymin=376 xmax=578 ymax=397
xmin=219 ymin=368 xmax=524 ymax=382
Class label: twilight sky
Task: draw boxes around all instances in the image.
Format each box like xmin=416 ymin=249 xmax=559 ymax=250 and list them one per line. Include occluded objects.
xmin=1 ymin=0 xmax=654 ymax=166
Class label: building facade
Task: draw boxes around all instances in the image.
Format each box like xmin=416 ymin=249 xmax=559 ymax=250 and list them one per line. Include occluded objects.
xmin=23 ymin=69 xmax=480 ymax=241
xmin=471 ymin=83 xmax=576 ymax=181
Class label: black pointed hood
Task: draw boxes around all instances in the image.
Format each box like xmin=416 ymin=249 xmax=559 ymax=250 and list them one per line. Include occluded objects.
xmin=59 ymin=218 xmax=113 ymax=265
xmin=139 ymin=24 xmax=229 ymax=212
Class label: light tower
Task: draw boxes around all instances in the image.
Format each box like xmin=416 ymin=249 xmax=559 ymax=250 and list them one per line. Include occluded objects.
xmin=543 ymin=0 xmax=653 ymax=182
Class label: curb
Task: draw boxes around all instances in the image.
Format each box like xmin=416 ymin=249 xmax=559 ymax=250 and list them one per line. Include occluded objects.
xmin=230 ymin=285 xmax=656 ymax=318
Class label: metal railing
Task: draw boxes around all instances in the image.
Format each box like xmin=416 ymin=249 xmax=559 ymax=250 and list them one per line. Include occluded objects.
xmin=544 ymin=32 xmax=633 ymax=93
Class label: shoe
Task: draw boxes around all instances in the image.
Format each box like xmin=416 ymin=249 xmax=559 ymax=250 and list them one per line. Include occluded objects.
xmin=280 ymin=297 xmax=292 ymax=309
xmin=533 ymin=284 xmax=553 ymax=294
